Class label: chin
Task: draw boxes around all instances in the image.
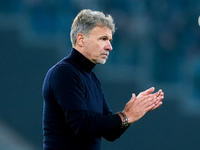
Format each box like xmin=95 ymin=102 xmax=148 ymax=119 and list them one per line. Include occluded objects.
xmin=96 ymin=59 xmax=106 ymax=64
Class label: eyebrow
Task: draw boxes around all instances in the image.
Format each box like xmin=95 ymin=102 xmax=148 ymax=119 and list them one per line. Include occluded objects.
xmin=100 ymin=35 xmax=113 ymax=41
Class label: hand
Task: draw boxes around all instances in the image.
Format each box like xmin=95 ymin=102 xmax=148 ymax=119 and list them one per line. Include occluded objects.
xmin=150 ymin=89 xmax=164 ymax=111
xmin=122 ymin=87 xmax=164 ymax=124
xmin=137 ymin=88 xmax=164 ymax=111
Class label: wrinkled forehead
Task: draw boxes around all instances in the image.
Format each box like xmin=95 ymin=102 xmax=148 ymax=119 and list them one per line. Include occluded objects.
xmin=88 ymin=25 xmax=113 ymax=38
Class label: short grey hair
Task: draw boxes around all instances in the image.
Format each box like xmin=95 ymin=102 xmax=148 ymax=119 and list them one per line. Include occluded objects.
xmin=70 ymin=9 xmax=115 ymax=47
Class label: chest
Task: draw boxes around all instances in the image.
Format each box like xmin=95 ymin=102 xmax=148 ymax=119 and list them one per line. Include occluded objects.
xmin=81 ymin=72 xmax=103 ymax=114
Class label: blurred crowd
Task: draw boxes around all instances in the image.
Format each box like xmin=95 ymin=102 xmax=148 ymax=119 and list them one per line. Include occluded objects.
xmin=1 ymin=1 xmax=200 ymax=149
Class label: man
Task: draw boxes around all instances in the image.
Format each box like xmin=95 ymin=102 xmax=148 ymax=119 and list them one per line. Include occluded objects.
xmin=42 ymin=9 xmax=164 ymax=150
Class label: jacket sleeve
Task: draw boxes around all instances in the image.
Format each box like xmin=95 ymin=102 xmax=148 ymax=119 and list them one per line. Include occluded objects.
xmin=101 ymin=95 xmax=129 ymax=141
xmin=50 ymin=64 xmax=128 ymax=140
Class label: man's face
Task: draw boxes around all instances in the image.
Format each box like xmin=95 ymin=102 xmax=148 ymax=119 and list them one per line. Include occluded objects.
xmin=83 ymin=26 xmax=113 ymax=64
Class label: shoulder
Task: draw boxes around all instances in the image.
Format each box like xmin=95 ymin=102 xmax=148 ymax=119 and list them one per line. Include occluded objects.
xmin=47 ymin=63 xmax=84 ymax=92
xmin=50 ymin=62 xmax=80 ymax=81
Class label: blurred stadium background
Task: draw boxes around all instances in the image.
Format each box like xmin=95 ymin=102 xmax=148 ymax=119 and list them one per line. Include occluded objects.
xmin=0 ymin=0 xmax=200 ymax=150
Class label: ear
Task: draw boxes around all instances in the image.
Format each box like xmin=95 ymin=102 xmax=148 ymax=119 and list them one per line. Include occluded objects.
xmin=76 ymin=33 xmax=85 ymax=47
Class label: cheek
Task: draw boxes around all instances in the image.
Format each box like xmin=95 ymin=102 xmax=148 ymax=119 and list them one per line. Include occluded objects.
xmin=92 ymin=41 xmax=102 ymax=48
xmin=90 ymin=42 xmax=103 ymax=52
xmin=87 ymin=40 xmax=104 ymax=55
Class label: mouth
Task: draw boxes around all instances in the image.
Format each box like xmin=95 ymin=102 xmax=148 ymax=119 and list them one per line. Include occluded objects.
xmin=101 ymin=53 xmax=109 ymax=59
xmin=101 ymin=52 xmax=109 ymax=57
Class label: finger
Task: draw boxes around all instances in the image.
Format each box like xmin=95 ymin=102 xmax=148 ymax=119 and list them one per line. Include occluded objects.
xmin=155 ymin=89 xmax=162 ymax=97
xmin=140 ymin=95 xmax=157 ymax=111
xmin=157 ymin=94 xmax=164 ymax=102
xmin=151 ymin=101 xmax=163 ymax=110
xmin=146 ymin=103 xmax=157 ymax=112
xmin=158 ymin=90 xmax=163 ymax=96
xmin=160 ymin=91 xmax=164 ymax=97
xmin=137 ymin=87 xmax=155 ymax=97
xmin=144 ymin=87 xmax=155 ymax=94
xmin=136 ymin=94 xmax=155 ymax=104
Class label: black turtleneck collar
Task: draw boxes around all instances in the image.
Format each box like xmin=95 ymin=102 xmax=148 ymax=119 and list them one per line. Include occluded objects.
xmin=67 ymin=48 xmax=96 ymax=72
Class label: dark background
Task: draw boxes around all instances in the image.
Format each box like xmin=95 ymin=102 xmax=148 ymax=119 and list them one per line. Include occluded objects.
xmin=0 ymin=0 xmax=200 ymax=149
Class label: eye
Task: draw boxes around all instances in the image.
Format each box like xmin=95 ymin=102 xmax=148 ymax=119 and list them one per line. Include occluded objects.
xmin=101 ymin=37 xmax=107 ymax=41
xmin=100 ymin=36 xmax=112 ymax=42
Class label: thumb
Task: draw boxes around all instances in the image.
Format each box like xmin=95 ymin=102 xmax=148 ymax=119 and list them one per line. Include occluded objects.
xmin=130 ymin=93 xmax=136 ymax=102
xmin=127 ymin=93 xmax=136 ymax=104
xmin=124 ymin=93 xmax=136 ymax=111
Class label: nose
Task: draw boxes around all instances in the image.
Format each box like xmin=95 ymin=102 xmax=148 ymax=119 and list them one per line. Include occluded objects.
xmin=105 ymin=41 xmax=113 ymax=51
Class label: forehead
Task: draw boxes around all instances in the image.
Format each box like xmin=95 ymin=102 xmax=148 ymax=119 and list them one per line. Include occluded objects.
xmin=89 ymin=26 xmax=112 ymax=38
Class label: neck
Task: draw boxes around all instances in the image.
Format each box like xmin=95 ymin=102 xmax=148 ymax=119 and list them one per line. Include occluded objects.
xmin=73 ymin=46 xmax=94 ymax=64
xmin=69 ymin=48 xmax=96 ymax=72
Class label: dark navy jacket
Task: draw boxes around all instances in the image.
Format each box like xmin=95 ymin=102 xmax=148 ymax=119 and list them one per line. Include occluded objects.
xmin=42 ymin=48 xmax=127 ymax=150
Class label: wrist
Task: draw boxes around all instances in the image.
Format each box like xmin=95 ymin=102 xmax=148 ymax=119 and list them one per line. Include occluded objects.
xmin=119 ymin=111 xmax=130 ymax=128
